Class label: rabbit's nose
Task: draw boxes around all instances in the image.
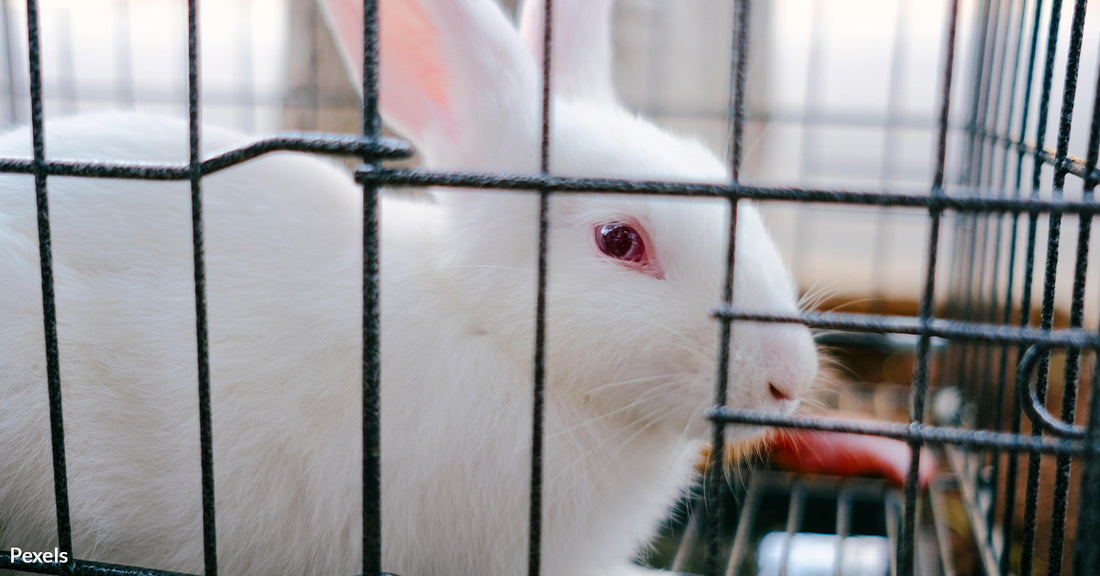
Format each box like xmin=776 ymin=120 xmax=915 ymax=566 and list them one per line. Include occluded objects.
xmin=760 ymin=325 xmax=818 ymax=404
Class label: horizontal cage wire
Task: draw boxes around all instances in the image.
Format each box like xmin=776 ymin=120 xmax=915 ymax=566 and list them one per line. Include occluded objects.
xmin=0 ymin=1 xmax=1098 ymax=576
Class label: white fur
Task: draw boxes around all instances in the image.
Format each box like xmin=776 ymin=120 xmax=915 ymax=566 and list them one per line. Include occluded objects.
xmin=0 ymin=0 xmax=817 ymax=575
xmin=519 ymin=0 xmax=617 ymax=104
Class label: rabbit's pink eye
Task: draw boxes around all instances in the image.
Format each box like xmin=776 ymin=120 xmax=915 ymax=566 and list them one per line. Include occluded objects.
xmin=596 ymin=222 xmax=646 ymax=263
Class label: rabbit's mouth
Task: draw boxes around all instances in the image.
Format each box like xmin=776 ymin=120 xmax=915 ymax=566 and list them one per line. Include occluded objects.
xmin=695 ymin=433 xmax=773 ymax=475
xmin=720 ymin=423 xmax=772 ymax=446
xmin=678 ymin=407 xmax=781 ymax=446
xmin=684 ymin=395 xmax=803 ymax=455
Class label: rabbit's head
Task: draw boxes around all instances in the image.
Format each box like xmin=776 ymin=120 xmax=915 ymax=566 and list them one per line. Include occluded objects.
xmin=320 ymin=0 xmax=818 ymax=443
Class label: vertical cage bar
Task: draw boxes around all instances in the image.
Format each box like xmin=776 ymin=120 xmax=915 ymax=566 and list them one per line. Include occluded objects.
xmin=25 ymin=0 xmax=75 ymax=565
xmin=705 ymin=2 xmax=750 ymax=575
xmin=960 ymin=0 xmax=1004 ymax=457
xmin=1021 ymin=1 xmax=1067 ymax=573
xmin=787 ymin=0 xmax=822 ymax=277
xmin=901 ymin=2 xmax=960 ymax=576
xmin=2 ymin=0 xmax=20 ymax=124
xmin=360 ymin=0 xmax=383 ymax=574
xmin=1068 ymin=40 xmax=1100 ymax=558
xmin=642 ymin=1 xmax=664 ymax=118
xmin=879 ymin=0 xmax=909 ymax=190
xmin=669 ymin=502 xmax=701 ymax=573
xmin=233 ymin=0 xmax=255 ymax=132
xmin=945 ymin=0 xmax=989 ymax=434
xmin=779 ymin=483 xmax=807 ymax=576
xmin=56 ymin=7 xmax=76 ymax=115
xmin=988 ymin=0 xmax=1028 ymax=546
xmin=973 ymin=1 xmax=1016 ymax=546
xmin=724 ymin=474 xmax=764 ymax=576
xmin=971 ymin=0 xmax=1010 ymax=438
xmin=186 ymin=1 xmax=218 ymax=574
xmin=1013 ymin=0 xmax=1049 ymax=345
xmin=885 ymin=491 xmax=901 ymax=576
xmin=1000 ymin=5 xmax=1046 ymax=573
xmin=981 ymin=0 xmax=1015 ymax=189
xmin=113 ymin=0 xmax=134 ymax=107
xmin=796 ymin=0 xmax=822 ymax=176
xmin=1058 ymin=183 xmax=1094 ymax=567
xmin=1052 ymin=16 xmax=1100 ymax=576
xmin=528 ymin=0 xmax=555 ymax=575
xmin=962 ymin=0 xmax=994 ymax=187
xmin=305 ymin=0 xmax=320 ymax=130
xmin=928 ymin=480 xmax=960 ymax=576
xmin=797 ymin=0 xmax=824 ymax=175
xmin=1072 ymin=352 xmax=1100 ymax=576
xmin=726 ymin=0 xmax=750 ymax=183
xmin=1071 ymin=49 xmax=1100 ymax=546
xmin=834 ymin=488 xmax=852 ymax=576
xmin=870 ymin=0 xmax=910 ymax=314
xmin=1080 ymin=24 xmax=1100 ymax=195
xmin=975 ymin=0 xmax=1001 ymax=185
xmin=1044 ymin=3 xmax=1090 ymax=574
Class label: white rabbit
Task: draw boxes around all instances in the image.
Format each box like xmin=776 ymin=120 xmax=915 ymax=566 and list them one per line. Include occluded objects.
xmin=0 ymin=0 xmax=817 ymax=575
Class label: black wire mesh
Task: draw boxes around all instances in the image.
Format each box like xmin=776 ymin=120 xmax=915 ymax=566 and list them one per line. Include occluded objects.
xmin=0 ymin=1 xmax=1098 ymax=576
xmin=941 ymin=1 xmax=1100 ymax=576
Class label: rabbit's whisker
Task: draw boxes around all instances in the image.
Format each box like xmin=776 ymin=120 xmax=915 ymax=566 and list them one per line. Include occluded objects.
xmin=650 ymin=323 xmax=710 ymax=360
xmin=552 ymin=379 xmax=691 ymax=439
xmin=547 ymin=410 xmax=662 ymax=488
xmin=585 ymin=373 xmax=682 ymax=395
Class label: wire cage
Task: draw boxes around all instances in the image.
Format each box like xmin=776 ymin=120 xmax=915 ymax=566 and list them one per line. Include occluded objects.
xmin=0 ymin=1 xmax=1099 ymax=576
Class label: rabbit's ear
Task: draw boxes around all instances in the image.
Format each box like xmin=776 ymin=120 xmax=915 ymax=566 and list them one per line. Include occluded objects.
xmin=518 ymin=0 xmax=617 ymax=104
xmin=318 ymin=0 xmax=540 ymax=168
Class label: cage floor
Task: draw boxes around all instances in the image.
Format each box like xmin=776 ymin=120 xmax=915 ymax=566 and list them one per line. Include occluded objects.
xmin=640 ymin=469 xmax=954 ymax=576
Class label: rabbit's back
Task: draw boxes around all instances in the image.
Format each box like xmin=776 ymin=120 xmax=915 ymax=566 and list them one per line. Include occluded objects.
xmin=0 ymin=114 xmax=377 ymax=574
xmin=0 ymin=112 xmax=520 ymax=576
